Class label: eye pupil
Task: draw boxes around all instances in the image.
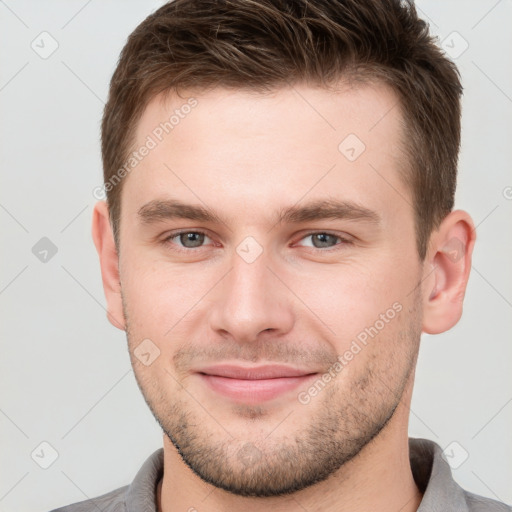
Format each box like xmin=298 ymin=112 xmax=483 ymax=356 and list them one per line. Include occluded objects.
xmin=180 ymin=232 xmax=205 ymax=248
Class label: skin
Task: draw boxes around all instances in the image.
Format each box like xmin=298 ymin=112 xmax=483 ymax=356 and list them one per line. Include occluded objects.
xmin=92 ymin=83 xmax=476 ymax=512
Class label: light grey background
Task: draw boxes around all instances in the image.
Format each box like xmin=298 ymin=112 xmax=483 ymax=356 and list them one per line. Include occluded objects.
xmin=0 ymin=1 xmax=511 ymax=511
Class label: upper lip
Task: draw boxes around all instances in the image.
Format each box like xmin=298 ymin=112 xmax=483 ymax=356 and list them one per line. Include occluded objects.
xmin=197 ymin=364 xmax=318 ymax=380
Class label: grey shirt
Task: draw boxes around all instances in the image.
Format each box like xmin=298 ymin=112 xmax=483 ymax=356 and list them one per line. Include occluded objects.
xmin=50 ymin=438 xmax=511 ymax=512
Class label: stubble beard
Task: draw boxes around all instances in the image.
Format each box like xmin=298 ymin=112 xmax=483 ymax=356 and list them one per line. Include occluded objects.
xmin=124 ymin=293 xmax=422 ymax=497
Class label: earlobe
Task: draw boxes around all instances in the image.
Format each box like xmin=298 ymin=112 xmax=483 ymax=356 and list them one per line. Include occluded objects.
xmin=91 ymin=201 xmax=126 ymax=331
xmin=421 ymin=210 xmax=476 ymax=335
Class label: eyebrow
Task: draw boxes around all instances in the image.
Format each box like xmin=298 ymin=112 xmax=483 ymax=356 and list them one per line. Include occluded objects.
xmin=137 ymin=198 xmax=381 ymax=227
xmin=277 ymin=199 xmax=380 ymax=225
xmin=138 ymin=199 xmax=223 ymax=224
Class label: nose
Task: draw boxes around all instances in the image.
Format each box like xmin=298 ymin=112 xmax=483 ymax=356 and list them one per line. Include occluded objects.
xmin=208 ymin=247 xmax=295 ymax=344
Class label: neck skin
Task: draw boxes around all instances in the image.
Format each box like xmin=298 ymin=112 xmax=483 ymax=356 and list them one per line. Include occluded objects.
xmin=157 ymin=370 xmax=422 ymax=512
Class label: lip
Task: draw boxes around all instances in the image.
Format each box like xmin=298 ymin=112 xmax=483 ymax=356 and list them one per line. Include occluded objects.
xmin=198 ymin=364 xmax=316 ymax=380
xmin=196 ymin=364 xmax=319 ymax=404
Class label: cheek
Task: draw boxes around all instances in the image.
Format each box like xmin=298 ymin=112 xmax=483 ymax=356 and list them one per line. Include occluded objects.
xmin=120 ymin=252 xmax=215 ymax=336
xmin=120 ymin=239 xmax=420 ymax=346
xmin=287 ymin=254 xmax=417 ymax=341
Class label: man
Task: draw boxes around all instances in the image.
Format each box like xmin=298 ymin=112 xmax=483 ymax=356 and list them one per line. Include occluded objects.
xmin=52 ymin=0 xmax=511 ymax=510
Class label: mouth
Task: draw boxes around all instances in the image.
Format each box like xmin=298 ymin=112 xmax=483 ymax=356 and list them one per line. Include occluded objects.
xmin=196 ymin=364 xmax=319 ymax=404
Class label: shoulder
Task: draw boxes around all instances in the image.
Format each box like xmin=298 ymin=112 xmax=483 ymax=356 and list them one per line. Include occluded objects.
xmin=47 ymin=448 xmax=163 ymax=512
xmin=409 ymin=438 xmax=511 ymax=512
xmin=464 ymin=490 xmax=512 ymax=512
xmin=48 ymin=484 xmax=128 ymax=512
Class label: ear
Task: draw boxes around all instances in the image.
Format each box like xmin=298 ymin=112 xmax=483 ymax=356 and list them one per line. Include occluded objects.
xmin=421 ymin=210 xmax=476 ymax=334
xmin=91 ymin=201 xmax=126 ymax=331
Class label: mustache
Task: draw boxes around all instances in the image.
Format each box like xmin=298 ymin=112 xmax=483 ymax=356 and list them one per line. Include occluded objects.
xmin=172 ymin=340 xmax=338 ymax=376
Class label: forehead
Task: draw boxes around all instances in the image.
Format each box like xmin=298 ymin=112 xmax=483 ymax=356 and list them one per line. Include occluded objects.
xmin=135 ymin=82 xmax=403 ymax=156
xmin=122 ymin=83 xmax=409 ymax=227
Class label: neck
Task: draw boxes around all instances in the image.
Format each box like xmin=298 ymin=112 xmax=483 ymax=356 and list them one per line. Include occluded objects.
xmin=158 ymin=378 xmax=422 ymax=512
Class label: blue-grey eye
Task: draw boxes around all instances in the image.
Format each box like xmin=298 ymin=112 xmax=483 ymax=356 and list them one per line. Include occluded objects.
xmin=178 ymin=232 xmax=206 ymax=248
xmin=304 ymin=233 xmax=340 ymax=248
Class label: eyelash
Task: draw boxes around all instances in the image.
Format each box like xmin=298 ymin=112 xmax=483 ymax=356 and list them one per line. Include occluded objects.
xmin=161 ymin=230 xmax=353 ymax=253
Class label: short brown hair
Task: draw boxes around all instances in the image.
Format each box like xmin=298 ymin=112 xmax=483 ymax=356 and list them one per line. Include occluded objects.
xmin=101 ymin=0 xmax=462 ymax=259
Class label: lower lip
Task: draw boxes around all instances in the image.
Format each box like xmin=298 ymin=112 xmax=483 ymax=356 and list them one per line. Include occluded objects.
xmin=198 ymin=373 xmax=318 ymax=404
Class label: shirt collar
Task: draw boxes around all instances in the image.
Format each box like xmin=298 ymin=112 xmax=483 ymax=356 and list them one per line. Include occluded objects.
xmin=124 ymin=438 xmax=468 ymax=511
xmin=126 ymin=447 xmax=163 ymax=512
xmin=410 ymin=437 xmax=469 ymax=511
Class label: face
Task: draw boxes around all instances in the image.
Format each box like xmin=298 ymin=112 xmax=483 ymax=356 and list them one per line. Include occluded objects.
xmin=117 ymin=83 xmax=424 ymax=496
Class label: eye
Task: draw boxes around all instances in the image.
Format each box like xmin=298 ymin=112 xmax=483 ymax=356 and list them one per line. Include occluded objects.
xmin=297 ymin=232 xmax=350 ymax=250
xmin=165 ymin=231 xmax=212 ymax=249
